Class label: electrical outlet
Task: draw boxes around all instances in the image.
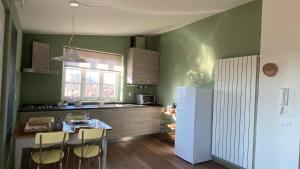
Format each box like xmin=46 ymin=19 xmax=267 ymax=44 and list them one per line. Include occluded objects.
xmin=128 ymin=92 xmax=134 ymax=96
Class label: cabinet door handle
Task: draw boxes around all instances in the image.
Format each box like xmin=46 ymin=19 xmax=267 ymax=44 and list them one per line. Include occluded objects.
xmin=134 ymin=121 xmax=145 ymax=124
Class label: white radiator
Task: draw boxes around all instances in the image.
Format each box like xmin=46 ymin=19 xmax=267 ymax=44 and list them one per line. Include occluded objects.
xmin=212 ymin=55 xmax=259 ymax=169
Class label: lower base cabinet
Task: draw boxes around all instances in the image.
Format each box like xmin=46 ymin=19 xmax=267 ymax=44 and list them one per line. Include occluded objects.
xmin=18 ymin=106 xmax=162 ymax=141
xmin=90 ymin=107 xmax=161 ymax=140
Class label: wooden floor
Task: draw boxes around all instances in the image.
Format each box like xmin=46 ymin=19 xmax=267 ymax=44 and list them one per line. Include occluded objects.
xmin=22 ymin=136 xmax=227 ymax=169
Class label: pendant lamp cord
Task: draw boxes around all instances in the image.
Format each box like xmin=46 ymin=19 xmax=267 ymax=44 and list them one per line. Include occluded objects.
xmin=67 ymin=0 xmax=127 ymax=47
xmin=68 ymin=6 xmax=76 ymax=47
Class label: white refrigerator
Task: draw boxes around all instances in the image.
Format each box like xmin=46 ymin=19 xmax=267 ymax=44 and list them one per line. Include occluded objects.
xmin=175 ymin=87 xmax=213 ymax=164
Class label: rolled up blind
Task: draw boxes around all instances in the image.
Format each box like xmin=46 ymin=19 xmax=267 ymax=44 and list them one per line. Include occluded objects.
xmin=63 ymin=47 xmax=122 ymax=71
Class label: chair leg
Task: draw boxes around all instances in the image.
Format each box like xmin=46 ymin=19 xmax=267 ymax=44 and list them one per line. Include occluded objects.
xmin=66 ymin=147 xmax=70 ymax=169
xmin=88 ymin=158 xmax=90 ymax=169
xmin=60 ymin=161 xmax=63 ymax=169
xmin=98 ymin=156 xmax=101 ymax=169
xmin=37 ymin=164 xmax=39 ymax=169
xmin=78 ymin=159 xmax=81 ymax=169
xmin=29 ymin=152 xmax=33 ymax=169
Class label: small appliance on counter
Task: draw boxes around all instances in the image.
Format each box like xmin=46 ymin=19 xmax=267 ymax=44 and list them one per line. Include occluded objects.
xmin=136 ymin=94 xmax=156 ymax=105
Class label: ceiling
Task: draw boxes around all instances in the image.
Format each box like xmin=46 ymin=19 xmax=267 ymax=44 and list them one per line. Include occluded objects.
xmin=16 ymin=0 xmax=253 ymax=36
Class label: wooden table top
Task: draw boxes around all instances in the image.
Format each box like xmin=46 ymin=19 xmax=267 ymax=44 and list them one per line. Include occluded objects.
xmin=13 ymin=119 xmax=112 ymax=139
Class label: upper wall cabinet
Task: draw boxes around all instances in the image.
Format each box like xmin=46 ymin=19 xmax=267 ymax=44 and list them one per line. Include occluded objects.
xmin=127 ymin=48 xmax=160 ymax=84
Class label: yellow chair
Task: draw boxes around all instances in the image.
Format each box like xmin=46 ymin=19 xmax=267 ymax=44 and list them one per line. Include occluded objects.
xmin=30 ymin=132 xmax=69 ymax=169
xmin=72 ymin=128 xmax=106 ymax=169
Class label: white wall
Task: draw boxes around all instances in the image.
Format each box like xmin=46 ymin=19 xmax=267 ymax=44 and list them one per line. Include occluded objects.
xmin=255 ymin=0 xmax=300 ymax=169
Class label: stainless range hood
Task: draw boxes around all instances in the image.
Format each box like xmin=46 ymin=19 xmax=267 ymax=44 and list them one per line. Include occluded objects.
xmin=22 ymin=41 xmax=58 ymax=74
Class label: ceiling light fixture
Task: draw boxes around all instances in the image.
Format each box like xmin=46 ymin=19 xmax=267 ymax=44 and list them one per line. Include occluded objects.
xmin=72 ymin=0 xmax=127 ymax=8
xmin=53 ymin=0 xmax=127 ymax=63
xmin=53 ymin=1 xmax=86 ymax=63
xmin=70 ymin=0 xmax=79 ymax=7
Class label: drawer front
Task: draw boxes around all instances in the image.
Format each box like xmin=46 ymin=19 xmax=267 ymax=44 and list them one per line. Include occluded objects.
xmin=124 ymin=108 xmax=153 ymax=122
xmin=89 ymin=110 xmax=106 ymax=120
xmin=151 ymin=119 xmax=161 ymax=133
xmin=90 ymin=109 xmax=124 ymax=126
xmin=124 ymin=121 xmax=152 ymax=130
xmin=107 ymin=125 xmax=123 ymax=139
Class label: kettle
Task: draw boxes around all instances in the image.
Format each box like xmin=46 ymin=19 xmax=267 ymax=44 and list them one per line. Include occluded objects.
xmin=53 ymin=118 xmax=63 ymax=131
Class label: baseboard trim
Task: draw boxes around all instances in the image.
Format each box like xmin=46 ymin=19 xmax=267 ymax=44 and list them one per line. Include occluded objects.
xmin=213 ymin=156 xmax=244 ymax=169
xmin=108 ymin=133 xmax=160 ymax=143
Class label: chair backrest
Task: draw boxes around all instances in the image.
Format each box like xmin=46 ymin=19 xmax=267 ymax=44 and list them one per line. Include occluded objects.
xmin=78 ymin=128 xmax=105 ymax=140
xmin=35 ymin=131 xmax=69 ymax=145
xmin=34 ymin=132 xmax=68 ymax=164
xmin=78 ymin=128 xmax=106 ymax=157
xmin=29 ymin=117 xmax=54 ymax=124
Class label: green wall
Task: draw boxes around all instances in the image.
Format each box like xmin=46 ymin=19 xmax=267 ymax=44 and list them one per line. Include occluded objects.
xmin=157 ymin=0 xmax=262 ymax=106
xmin=20 ymin=1 xmax=262 ymax=107
xmin=20 ymin=34 xmax=157 ymax=104
xmin=0 ymin=0 xmax=23 ymax=168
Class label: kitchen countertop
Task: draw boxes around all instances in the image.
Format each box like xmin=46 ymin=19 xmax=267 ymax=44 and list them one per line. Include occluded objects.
xmin=18 ymin=103 xmax=162 ymax=112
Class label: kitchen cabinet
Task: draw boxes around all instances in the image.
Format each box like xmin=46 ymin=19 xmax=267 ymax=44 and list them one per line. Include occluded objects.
xmin=19 ymin=106 xmax=162 ymax=141
xmin=90 ymin=107 xmax=161 ymax=140
xmin=127 ymin=48 xmax=159 ymax=84
xmin=123 ymin=107 xmax=158 ymax=137
xmin=90 ymin=108 xmax=124 ymax=140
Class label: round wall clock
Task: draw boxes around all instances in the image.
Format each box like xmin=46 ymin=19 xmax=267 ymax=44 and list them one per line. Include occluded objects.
xmin=263 ymin=63 xmax=278 ymax=77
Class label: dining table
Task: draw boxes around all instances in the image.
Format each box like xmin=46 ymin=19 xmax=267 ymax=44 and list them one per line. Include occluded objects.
xmin=13 ymin=119 xmax=112 ymax=169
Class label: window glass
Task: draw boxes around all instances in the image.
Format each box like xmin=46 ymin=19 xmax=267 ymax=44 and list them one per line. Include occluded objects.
xmin=79 ymin=63 xmax=91 ymax=68
xmin=85 ymin=71 xmax=99 ymax=84
xmin=64 ymin=84 xmax=80 ymax=98
xmin=62 ymin=47 xmax=122 ymax=101
xmin=102 ymin=84 xmax=115 ymax=98
xmin=84 ymin=84 xmax=99 ymax=98
xmin=65 ymin=69 xmax=81 ymax=83
xmin=103 ymin=72 xmax=116 ymax=84
xmin=97 ymin=64 xmax=109 ymax=70
xmin=114 ymin=65 xmax=123 ymax=71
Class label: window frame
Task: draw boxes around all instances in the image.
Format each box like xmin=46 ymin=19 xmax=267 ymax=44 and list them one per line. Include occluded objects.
xmin=61 ymin=47 xmax=123 ymax=102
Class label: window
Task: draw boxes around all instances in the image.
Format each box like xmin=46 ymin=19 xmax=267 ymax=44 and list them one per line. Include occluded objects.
xmin=62 ymin=47 xmax=122 ymax=102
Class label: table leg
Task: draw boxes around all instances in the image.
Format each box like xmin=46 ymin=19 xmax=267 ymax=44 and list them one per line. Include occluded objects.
xmin=15 ymin=139 xmax=22 ymax=169
xmin=15 ymin=138 xmax=35 ymax=169
xmin=102 ymin=137 xmax=108 ymax=169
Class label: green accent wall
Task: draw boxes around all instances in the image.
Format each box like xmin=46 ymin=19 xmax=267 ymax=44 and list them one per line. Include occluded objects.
xmin=157 ymin=0 xmax=262 ymax=106
xmin=20 ymin=34 xmax=157 ymax=104
xmin=0 ymin=0 xmax=23 ymax=168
